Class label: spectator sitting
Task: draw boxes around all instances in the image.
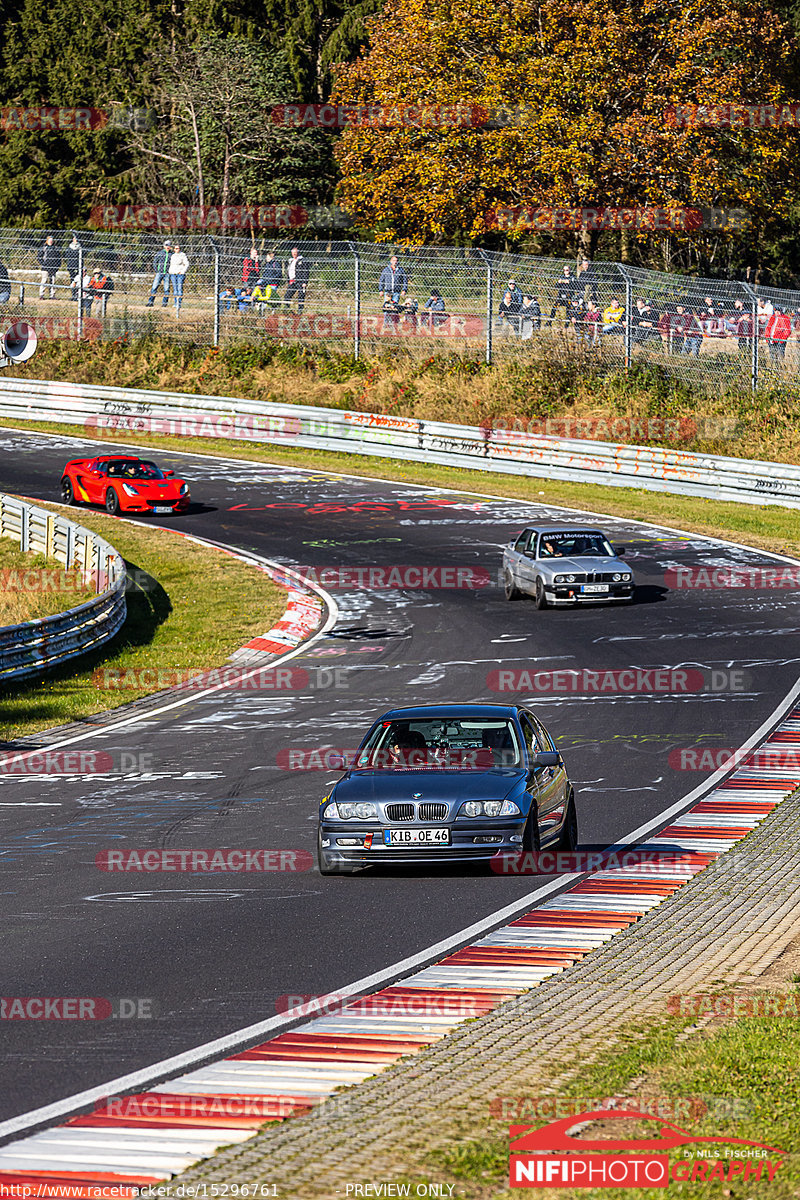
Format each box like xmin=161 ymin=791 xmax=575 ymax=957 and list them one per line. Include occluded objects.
xmin=581 ymin=299 xmax=601 ymax=345
xmin=382 ymin=294 xmax=402 ymax=330
xmin=91 ymin=268 xmax=114 ymax=317
xmin=251 ymin=282 xmax=281 ymax=314
xmin=235 ymin=283 xmax=254 ymax=313
xmin=520 ymin=294 xmax=541 ymax=339
xmin=401 ymin=289 xmax=419 ymax=331
xmin=498 ymin=287 xmax=522 ymax=333
xmin=424 ymin=288 xmax=447 ymax=328
xmin=633 ymin=297 xmax=661 ymax=345
xmin=601 ymin=297 xmax=624 ymax=335
xmin=218 ymin=283 xmax=237 ymax=313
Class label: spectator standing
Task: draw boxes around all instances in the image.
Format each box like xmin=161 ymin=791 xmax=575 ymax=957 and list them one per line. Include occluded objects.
xmin=732 ymin=299 xmax=753 ymax=353
xmin=379 ymin=254 xmax=408 ymax=305
xmin=168 ymin=244 xmax=189 ymax=314
xmin=65 ymin=235 xmax=81 ymax=301
xmin=285 ymin=246 xmax=309 ymax=313
xmin=676 ymin=305 xmax=703 ymax=356
xmin=259 ymin=251 xmax=282 ymax=288
xmin=577 ymin=257 xmax=599 ymax=304
xmin=146 ymin=241 xmax=173 ymax=307
xmin=38 ymin=235 xmax=61 ymax=300
xmin=79 ymin=268 xmax=93 ymax=315
xmin=0 ymin=258 xmax=10 ymax=306
xmin=757 ymin=296 xmax=774 ymax=335
xmin=765 ymin=308 xmax=792 ymax=363
xmin=548 ymin=266 xmax=576 ymax=326
xmin=242 ymin=248 xmax=260 ymax=285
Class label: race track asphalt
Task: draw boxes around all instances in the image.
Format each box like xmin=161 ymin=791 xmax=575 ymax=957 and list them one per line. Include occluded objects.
xmin=1 ymin=426 xmax=798 ymax=1122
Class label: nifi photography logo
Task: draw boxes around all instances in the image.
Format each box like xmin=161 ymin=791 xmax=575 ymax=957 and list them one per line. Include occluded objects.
xmin=508 ymin=1109 xmax=785 ymax=1188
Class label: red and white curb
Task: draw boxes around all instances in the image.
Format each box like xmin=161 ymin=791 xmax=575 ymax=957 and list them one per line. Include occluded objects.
xmin=1 ymin=710 xmax=799 ymax=1187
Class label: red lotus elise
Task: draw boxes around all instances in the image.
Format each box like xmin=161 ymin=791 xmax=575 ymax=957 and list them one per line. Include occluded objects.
xmin=60 ymin=455 xmax=190 ymax=516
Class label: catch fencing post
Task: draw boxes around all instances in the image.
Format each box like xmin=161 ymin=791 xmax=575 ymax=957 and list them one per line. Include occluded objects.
xmin=347 ymin=242 xmax=360 ymax=360
xmin=77 ymin=240 xmax=84 ymax=340
xmin=741 ymin=282 xmax=759 ymax=393
xmin=208 ymin=237 xmax=220 ymax=348
xmin=477 ymin=249 xmax=493 ymax=365
xmin=618 ymin=265 xmax=633 ymax=370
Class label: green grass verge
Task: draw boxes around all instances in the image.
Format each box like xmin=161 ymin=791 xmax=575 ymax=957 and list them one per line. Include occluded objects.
xmin=0 ymin=504 xmax=287 ymax=741
xmin=425 ymin=995 xmax=800 ymax=1198
xmin=7 ymin=415 xmax=800 ymax=561
xmin=0 ymin=536 xmax=94 ymax=624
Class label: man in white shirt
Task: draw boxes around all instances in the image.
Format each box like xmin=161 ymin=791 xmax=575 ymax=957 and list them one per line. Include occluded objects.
xmin=168 ymin=244 xmax=190 ymax=314
xmin=284 ymin=246 xmax=310 ymax=313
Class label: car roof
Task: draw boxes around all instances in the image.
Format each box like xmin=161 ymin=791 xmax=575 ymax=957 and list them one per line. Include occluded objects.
xmin=378 ymin=704 xmax=521 ymax=720
xmin=521 ymin=525 xmax=607 ymax=535
xmin=95 ymin=455 xmax=147 ymax=461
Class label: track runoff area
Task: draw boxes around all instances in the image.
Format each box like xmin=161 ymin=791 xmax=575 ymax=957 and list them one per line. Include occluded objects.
xmin=0 ymin=426 xmax=799 ymax=1184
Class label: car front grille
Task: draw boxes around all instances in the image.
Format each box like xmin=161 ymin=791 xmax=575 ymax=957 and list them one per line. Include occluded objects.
xmin=385 ymin=803 xmax=415 ymax=822
xmin=418 ymin=802 xmax=448 ymax=821
xmin=561 ymin=572 xmax=617 ymax=584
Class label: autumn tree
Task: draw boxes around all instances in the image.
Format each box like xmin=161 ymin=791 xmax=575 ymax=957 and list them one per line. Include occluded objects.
xmin=332 ymin=0 xmax=800 ymax=249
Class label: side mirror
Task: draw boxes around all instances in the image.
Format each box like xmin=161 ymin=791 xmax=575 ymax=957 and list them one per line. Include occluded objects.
xmin=533 ymin=750 xmax=560 ymax=768
xmin=164 ymin=469 xmax=175 ymax=477
xmin=615 ymin=545 xmax=626 ymax=556
xmin=326 ymin=754 xmax=345 ymax=770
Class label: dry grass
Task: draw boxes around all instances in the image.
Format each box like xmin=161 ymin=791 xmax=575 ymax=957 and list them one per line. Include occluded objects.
xmin=8 ymin=336 xmax=800 ymax=464
xmin=0 ymin=537 xmax=95 ymax=625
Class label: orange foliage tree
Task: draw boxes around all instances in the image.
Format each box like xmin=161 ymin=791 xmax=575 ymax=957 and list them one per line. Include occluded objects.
xmin=332 ymin=0 xmax=800 ymax=244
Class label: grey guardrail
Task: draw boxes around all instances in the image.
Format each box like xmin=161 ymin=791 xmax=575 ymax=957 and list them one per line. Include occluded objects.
xmin=0 ymin=376 xmax=795 ymax=508
xmin=0 ymin=492 xmax=126 ymax=684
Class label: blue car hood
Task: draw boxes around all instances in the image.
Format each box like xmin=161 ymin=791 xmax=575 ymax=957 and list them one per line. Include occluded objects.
xmin=333 ymin=769 xmax=524 ymax=803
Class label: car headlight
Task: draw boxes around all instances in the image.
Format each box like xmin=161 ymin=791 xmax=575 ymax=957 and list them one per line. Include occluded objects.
xmin=622 ymin=573 xmax=632 ymax=581
xmin=565 ymin=574 xmax=575 ymax=583
xmin=460 ymin=799 xmax=521 ymax=818
xmin=179 ymin=483 xmax=189 ymax=495
xmin=121 ymin=483 xmax=139 ymax=496
xmin=337 ymin=801 xmax=378 ymax=820
xmin=554 ymin=574 xmax=565 ymax=583
xmin=322 ymin=802 xmax=338 ymax=819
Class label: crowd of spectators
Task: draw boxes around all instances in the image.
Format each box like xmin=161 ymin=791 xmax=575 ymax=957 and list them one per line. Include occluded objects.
xmin=219 ymin=247 xmax=310 ymax=316
xmin=496 ymin=261 xmax=800 ymax=364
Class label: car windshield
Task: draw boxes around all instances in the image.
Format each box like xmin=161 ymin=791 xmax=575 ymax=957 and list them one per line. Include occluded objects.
xmin=105 ymin=460 xmax=165 ymax=480
xmin=355 ymin=717 xmax=522 ymax=770
xmin=538 ymin=531 xmax=614 ymax=558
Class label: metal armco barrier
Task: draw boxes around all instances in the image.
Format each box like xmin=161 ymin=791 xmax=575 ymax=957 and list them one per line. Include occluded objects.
xmin=0 ymin=491 xmax=126 ymax=683
xmin=0 ymin=376 xmax=797 ymax=509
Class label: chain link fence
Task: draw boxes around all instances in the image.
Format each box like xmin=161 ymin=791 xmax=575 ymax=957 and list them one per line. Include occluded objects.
xmin=0 ymin=227 xmax=794 ymax=390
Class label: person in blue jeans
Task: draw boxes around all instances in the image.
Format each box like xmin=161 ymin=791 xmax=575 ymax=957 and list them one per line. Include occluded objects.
xmin=146 ymin=242 xmax=173 ymax=307
xmin=168 ymin=244 xmax=189 ymax=314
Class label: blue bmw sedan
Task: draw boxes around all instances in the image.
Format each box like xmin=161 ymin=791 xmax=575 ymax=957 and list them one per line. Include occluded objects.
xmin=317 ymin=703 xmax=577 ymax=875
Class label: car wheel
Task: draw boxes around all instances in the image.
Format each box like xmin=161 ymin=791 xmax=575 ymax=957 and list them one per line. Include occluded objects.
xmin=522 ymin=806 xmax=541 ymax=853
xmin=534 ymin=577 xmax=548 ymax=609
xmin=61 ymin=477 xmax=75 ymax=505
xmin=504 ymin=570 xmax=523 ymax=601
xmin=105 ymin=488 xmax=120 ymax=516
xmin=554 ymin=791 xmax=578 ymax=852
